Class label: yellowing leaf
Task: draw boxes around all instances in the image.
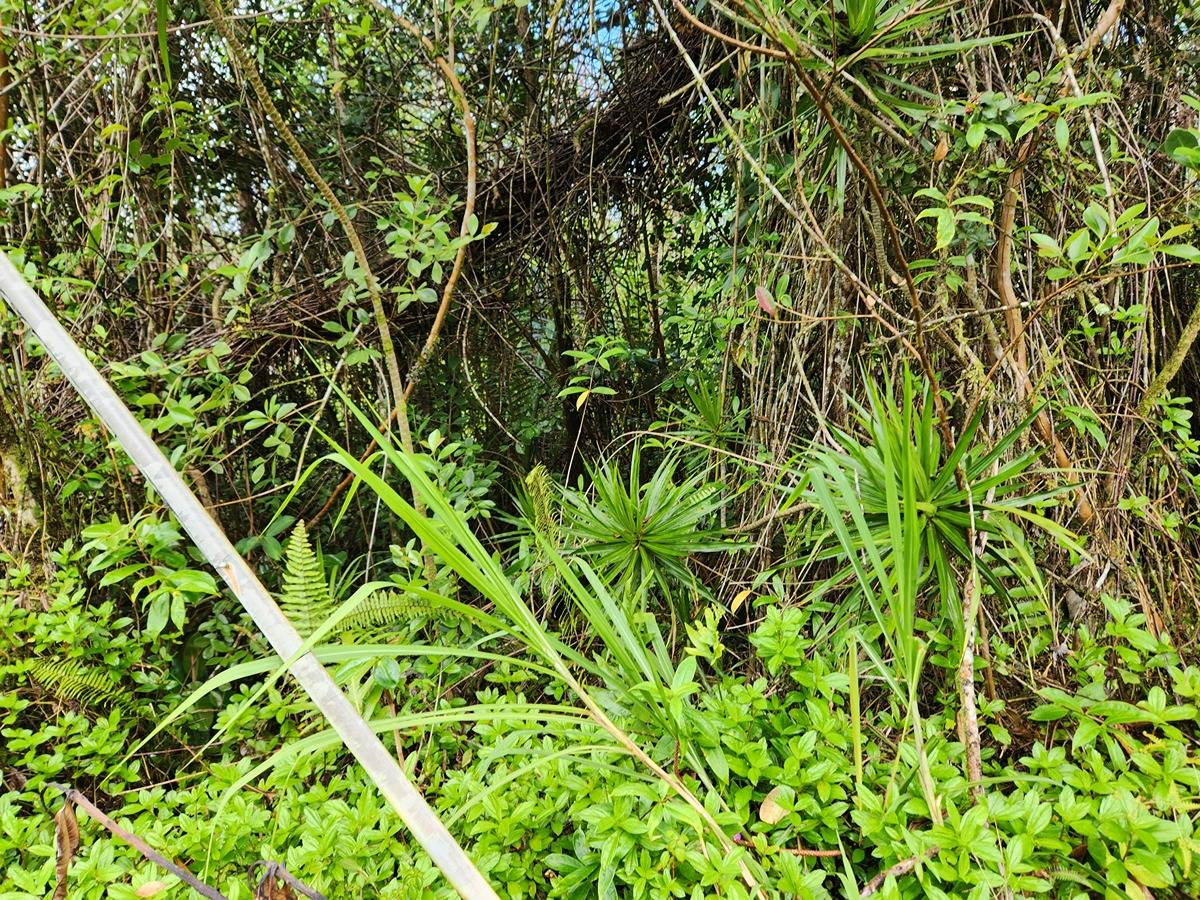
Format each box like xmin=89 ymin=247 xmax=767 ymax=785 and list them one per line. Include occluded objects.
xmin=759 ymin=785 xmax=788 ymax=824
xmin=135 ymin=882 xmax=169 ymax=897
xmin=731 ymin=589 xmax=753 ymax=613
xmin=575 ymin=389 xmax=591 ymax=410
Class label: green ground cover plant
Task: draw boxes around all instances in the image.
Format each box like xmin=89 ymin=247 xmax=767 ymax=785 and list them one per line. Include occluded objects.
xmin=3 ymin=0 xmax=1200 ymax=897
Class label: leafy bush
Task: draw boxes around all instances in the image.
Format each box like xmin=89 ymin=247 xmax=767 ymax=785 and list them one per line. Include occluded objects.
xmin=7 ymin=428 xmax=1198 ymax=898
xmin=4 ymin=2 xmax=1200 ymax=896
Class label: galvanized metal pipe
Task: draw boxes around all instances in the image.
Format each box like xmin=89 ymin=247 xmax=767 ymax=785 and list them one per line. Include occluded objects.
xmin=0 ymin=253 xmax=497 ymax=900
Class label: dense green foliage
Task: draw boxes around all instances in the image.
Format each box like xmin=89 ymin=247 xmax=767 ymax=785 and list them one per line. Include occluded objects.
xmin=3 ymin=0 xmax=1200 ymax=897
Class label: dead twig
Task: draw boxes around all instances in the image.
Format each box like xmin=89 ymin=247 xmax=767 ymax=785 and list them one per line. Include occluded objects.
xmin=959 ymin=455 xmax=1001 ymax=800
xmin=860 ymin=846 xmax=940 ymax=897
xmin=730 ymin=833 xmax=841 ymax=858
xmin=50 ymin=783 xmax=228 ymax=900
xmin=250 ymin=860 xmax=327 ymax=900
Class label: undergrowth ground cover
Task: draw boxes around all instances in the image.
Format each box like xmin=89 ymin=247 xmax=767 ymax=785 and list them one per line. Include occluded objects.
xmin=3 ymin=0 xmax=1200 ymax=897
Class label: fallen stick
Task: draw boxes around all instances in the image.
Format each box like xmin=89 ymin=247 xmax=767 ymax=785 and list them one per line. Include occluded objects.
xmin=51 ymin=784 xmax=227 ymax=900
xmin=860 ymin=847 xmax=940 ymax=897
xmin=730 ymin=833 xmax=842 ymax=858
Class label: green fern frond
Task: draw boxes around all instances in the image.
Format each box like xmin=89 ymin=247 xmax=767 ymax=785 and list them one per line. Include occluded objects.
xmin=280 ymin=520 xmax=334 ymax=638
xmin=522 ymin=463 xmax=563 ymax=599
xmin=524 ymin=464 xmax=559 ymax=548
xmin=280 ymin=524 xmax=469 ymax=640
xmin=337 ymin=590 xmax=448 ymax=635
xmin=28 ymin=658 xmax=130 ymax=711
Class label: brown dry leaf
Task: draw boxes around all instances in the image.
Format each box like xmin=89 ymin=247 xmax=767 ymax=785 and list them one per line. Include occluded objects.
xmin=258 ymin=876 xmax=296 ymax=900
xmin=135 ymin=881 xmax=169 ymax=897
xmin=53 ymin=799 xmax=80 ymax=900
xmin=933 ymin=133 xmax=949 ymax=163
xmin=758 ymin=785 xmax=788 ymax=825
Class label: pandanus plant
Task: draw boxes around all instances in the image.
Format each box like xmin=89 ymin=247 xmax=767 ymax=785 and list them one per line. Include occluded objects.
xmin=801 ymin=368 xmax=1081 ymax=820
xmin=805 ymin=368 xmax=1080 ymax=681
xmin=557 ymin=444 xmax=736 ymax=617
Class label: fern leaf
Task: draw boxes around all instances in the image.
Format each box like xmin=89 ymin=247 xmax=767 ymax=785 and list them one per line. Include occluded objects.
xmin=28 ymin=659 xmax=130 ymax=711
xmin=280 ymin=521 xmax=333 ymax=638
xmin=524 ymin=464 xmax=560 ymax=548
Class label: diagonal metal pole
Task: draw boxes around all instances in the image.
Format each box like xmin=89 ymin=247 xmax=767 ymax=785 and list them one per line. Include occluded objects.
xmin=0 ymin=253 xmax=497 ymax=900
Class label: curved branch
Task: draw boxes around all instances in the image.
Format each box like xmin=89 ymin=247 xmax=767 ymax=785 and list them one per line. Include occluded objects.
xmin=994 ymin=139 xmax=1094 ymax=523
xmin=987 ymin=0 xmax=1131 ymax=526
xmin=378 ymin=4 xmax=479 ymax=395
xmin=308 ymin=5 xmax=478 ymax=527
xmin=198 ymin=0 xmax=407 ymax=427
xmin=1075 ymin=0 xmax=1126 ymax=61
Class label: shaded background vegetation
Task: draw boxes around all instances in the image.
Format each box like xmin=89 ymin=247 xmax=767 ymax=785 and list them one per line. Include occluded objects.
xmin=3 ymin=0 xmax=1200 ymax=897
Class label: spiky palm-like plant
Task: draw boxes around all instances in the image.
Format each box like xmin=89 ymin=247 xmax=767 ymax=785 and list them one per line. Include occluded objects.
xmin=559 ymin=446 xmax=735 ymax=614
xmin=805 ymin=368 xmax=1080 ymax=679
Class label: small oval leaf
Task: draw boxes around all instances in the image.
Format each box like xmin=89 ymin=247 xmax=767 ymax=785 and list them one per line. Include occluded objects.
xmin=759 ymin=785 xmax=788 ymax=824
xmin=755 ymin=285 xmax=777 ymax=318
